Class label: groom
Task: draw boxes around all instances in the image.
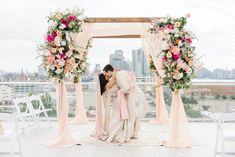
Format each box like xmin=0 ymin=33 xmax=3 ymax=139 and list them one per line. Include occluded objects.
xmin=103 ymin=64 xmax=149 ymax=140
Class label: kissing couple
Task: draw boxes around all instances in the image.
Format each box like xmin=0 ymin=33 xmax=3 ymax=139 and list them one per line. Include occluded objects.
xmin=98 ymin=64 xmax=150 ymax=143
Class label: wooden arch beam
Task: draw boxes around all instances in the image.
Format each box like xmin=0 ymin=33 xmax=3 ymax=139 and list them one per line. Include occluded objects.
xmin=86 ymin=17 xmax=158 ymax=23
xmin=92 ymin=34 xmax=141 ymax=38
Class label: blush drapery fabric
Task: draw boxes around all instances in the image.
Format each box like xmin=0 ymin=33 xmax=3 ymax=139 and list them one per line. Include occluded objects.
xmin=166 ymin=90 xmax=192 ymax=148
xmin=53 ymin=80 xmax=72 ymax=145
xmin=154 ymin=76 xmax=169 ymax=124
xmin=72 ymin=23 xmax=93 ymax=124
xmin=140 ymin=23 xmax=169 ymax=125
xmin=72 ymin=82 xmax=88 ymax=124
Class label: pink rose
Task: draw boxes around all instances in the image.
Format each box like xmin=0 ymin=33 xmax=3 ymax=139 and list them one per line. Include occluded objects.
xmin=47 ymin=35 xmax=55 ymax=42
xmin=47 ymin=55 xmax=55 ymax=63
xmin=172 ymin=54 xmax=180 ymax=60
xmin=60 ymin=54 xmax=65 ymax=59
xmin=170 ymin=46 xmax=180 ymax=55
xmin=61 ymin=18 xmax=68 ymax=27
xmin=68 ymin=15 xmax=77 ymax=21
xmin=185 ymin=36 xmax=192 ymax=43
xmin=162 ymin=56 xmax=168 ymax=62
xmin=166 ymin=24 xmax=174 ymax=30
xmin=51 ymin=31 xmax=57 ymax=37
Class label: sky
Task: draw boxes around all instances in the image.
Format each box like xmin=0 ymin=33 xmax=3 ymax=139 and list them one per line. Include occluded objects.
xmin=0 ymin=0 xmax=235 ymax=72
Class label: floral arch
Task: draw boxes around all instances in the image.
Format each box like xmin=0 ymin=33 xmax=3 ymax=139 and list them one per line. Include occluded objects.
xmin=39 ymin=9 xmax=196 ymax=148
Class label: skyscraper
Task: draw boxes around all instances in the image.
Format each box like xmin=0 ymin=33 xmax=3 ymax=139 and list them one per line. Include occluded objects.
xmin=110 ymin=50 xmax=130 ymax=70
xmin=93 ymin=64 xmax=101 ymax=74
xmin=132 ymin=48 xmax=150 ymax=76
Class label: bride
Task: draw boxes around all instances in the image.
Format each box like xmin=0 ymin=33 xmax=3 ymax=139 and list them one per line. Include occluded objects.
xmin=99 ymin=64 xmax=149 ymax=143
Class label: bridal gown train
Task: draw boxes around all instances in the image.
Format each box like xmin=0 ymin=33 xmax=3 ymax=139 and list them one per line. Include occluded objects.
xmin=102 ymin=84 xmax=132 ymax=143
xmin=102 ymin=82 xmax=149 ymax=143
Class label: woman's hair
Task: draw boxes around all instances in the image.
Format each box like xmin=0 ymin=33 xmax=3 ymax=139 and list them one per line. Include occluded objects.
xmin=103 ymin=64 xmax=114 ymax=72
xmin=99 ymin=73 xmax=109 ymax=95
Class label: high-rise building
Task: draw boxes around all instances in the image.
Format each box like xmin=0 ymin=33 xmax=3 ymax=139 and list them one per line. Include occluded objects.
xmin=110 ymin=50 xmax=130 ymax=70
xmin=85 ymin=63 xmax=91 ymax=75
xmin=132 ymin=48 xmax=150 ymax=76
xmin=93 ymin=64 xmax=101 ymax=74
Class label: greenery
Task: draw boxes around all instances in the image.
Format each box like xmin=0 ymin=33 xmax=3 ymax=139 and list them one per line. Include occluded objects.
xmin=222 ymin=95 xmax=227 ymax=99
xmin=202 ymin=105 xmax=210 ymax=111
xmin=40 ymin=93 xmax=56 ymax=117
xmin=215 ymin=94 xmax=221 ymax=99
xmin=231 ymin=95 xmax=235 ymax=100
xmin=149 ymin=15 xmax=197 ymax=92
xmin=164 ymin=91 xmax=201 ymax=118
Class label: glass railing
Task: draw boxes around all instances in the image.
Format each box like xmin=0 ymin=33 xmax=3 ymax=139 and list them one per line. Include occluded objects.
xmin=0 ymin=80 xmax=235 ymax=120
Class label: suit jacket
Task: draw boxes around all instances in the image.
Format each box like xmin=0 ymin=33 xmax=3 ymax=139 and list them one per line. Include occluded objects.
xmin=99 ymin=73 xmax=109 ymax=95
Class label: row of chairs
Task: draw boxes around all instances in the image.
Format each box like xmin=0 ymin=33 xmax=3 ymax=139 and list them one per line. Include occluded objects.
xmin=0 ymin=95 xmax=53 ymax=157
xmin=12 ymin=95 xmax=53 ymax=133
xmin=201 ymin=111 xmax=235 ymax=157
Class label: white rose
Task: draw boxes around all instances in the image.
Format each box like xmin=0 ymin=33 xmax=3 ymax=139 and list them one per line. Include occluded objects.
xmin=55 ymin=68 xmax=63 ymax=74
xmin=45 ymin=50 xmax=51 ymax=56
xmin=61 ymin=41 xmax=66 ymax=46
xmin=49 ymin=21 xmax=57 ymax=28
xmin=81 ymin=62 xmax=86 ymax=68
xmin=59 ymin=24 xmax=66 ymax=30
xmin=49 ymin=65 xmax=55 ymax=71
xmin=66 ymin=51 xmax=73 ymax=57
xmin=59 ymin=59 xmax=65 ymax=66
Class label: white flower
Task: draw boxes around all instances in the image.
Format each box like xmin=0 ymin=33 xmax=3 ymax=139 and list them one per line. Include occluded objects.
xmin=161 ymin=41 xmax=169 ymax=50
xmin=173 ymin=72 xmax=183 ymax=80
xmin=54 ymin=36 xmax=62 ymax=46
xmin=81 ymin=62 xmax=86 ymax=68
xmin=72 ymin=63 xmax=78 ymax=69
xmin=59 ymin=24 xmax=66 ymax=30
xmin=49 ymin=65 xmax=55 ymax=71
xmin=66 ymin=51 xmax=73 ymax=57
xmin=55 ymin=68 xmax=63 ymax=74
xmin=61 ymin=41 xmax=66 ymax=46
xmin=159 ymin=18 xmax=166 ymax=23
xmin=58 ymin=48 xmax=64 ymax=54
xmin=45 ymin=50 xmax=51 ymax=56
xmin=49 ymin=20 xmax=57 ymax=28
xmin=166 ymin=51 xmax=172 ymax=58
xmin=59 ymin=59 xmax=65 ymax=66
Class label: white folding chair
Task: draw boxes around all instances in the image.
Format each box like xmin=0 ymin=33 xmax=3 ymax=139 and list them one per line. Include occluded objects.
xmin=0 ymin=113 xmax=23 ymax=157
xmin=28 ymin=95 xmax=52 ymax=127
xmin=12 ymin=97 xmax=39 ymax=134
xmin=214 ymin=112 xmax=235 ymax=157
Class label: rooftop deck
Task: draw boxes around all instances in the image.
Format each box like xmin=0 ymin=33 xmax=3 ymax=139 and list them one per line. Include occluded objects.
xmin=1 ymin=121 xmax=234 ymax=157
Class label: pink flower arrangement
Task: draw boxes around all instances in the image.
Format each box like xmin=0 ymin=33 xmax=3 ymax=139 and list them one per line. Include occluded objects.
xmin=149 ymin=16 xmax=197 ymax=91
